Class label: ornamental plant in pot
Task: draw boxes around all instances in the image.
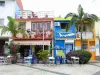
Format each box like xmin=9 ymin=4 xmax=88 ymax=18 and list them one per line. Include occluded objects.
xmin=37 ymin=50 xmax=49 ymax=64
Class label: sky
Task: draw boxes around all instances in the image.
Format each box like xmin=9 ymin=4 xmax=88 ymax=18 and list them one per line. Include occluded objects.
xmin=21 ymin=0 xmax=100 ymax=17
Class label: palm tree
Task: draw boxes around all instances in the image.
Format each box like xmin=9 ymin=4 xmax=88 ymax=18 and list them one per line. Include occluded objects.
xmin=0 ymin=16 xmax=27 ymax=56
xmin=65 ymin=4 xmax=98 ymax=50
xmin=0 ymin=16 xmax=26 ymax=38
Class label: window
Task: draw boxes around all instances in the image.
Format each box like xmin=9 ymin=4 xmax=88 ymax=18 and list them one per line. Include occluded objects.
xmin=82 ymin=41 xmax=88 ymax=50
xmin=54 ymin=22 xmax=60 ymax=26
xmin=18 ymin=22 xmax=25 ymax=30
xmin=37 ymin=23 xmax=41 ymax=31
xmin=46 ymin=22 xmax=50 ymax=30
xmin=0 ymin=19 xmax=4 ymax=26
xmin=31 ymin=23 xmax=36 ymax=31
xmin=0 ymin=1 xmax=5 ymax=7
xmin=60 ymin=23 xmax=69 ymax=29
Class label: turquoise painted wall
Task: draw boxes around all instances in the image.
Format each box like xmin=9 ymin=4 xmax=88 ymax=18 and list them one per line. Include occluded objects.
xmin=15 ymin=1 xmax=20 ymax=12
xmin=54 ymin=20 xmax=76 ymax=57
xmin=54 ymin=40 xmax=65 ymax=57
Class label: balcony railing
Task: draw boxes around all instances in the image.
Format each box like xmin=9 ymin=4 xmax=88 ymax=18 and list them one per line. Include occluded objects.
xmin=15 ymin=10 xmax=54 ymax=19
xmin=15 ymin=31 xmax=53 ymax=40
xmin=76 ymin=32 xmax=94 ymax=39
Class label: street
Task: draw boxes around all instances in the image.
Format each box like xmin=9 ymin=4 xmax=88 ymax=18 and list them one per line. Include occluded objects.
xmin=0 ymin=63 xmax=100 ymax=75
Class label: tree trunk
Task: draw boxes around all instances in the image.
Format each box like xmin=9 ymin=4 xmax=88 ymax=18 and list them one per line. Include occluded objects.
xmin=12 ymin=33 xmax=16 ymax=38
xmin=81 ymin=24 xmax=83 ymax=51
xmin=81 ymin=31 xmax=82 ymax=50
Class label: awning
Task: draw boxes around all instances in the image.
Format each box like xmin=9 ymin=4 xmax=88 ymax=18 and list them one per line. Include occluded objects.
xmin=65 ymin=40 xmax=74 ymax=43
xmin=13 ymin=40 xmax=50 ymax=45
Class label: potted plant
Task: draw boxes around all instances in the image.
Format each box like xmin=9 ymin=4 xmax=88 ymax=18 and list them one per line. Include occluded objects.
xmin=37 ymin=50 xmax=49 ymax=64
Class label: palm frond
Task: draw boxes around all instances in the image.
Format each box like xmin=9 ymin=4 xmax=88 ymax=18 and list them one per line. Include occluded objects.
xmin=90 ymin=14 xmax=98 ymax=21
xmin=78 ymin=4 xmax=84 ymax=19
xmin=65 ymin=13 xmax=75 ymax=19
xmin=82 ymin=18 xmax=95 ymax=31
xmin=0 ymin=26 xmax=9 ymax=35
xmin=7 ymin=16 xmax=16 ymax=31
xmin=65 ymin=13 xmax=79 ymax=31
xmin=16 ymin=29 xmax=27 ymax=37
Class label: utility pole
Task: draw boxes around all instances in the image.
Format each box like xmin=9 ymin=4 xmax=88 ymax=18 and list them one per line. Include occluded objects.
xmin=43 ymin=23 xmax=44 ymax=50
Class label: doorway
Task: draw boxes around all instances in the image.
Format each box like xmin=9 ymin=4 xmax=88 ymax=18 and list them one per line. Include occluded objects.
xmin=19 ymin=45 xmax=30 ymax=57
xmin=65 ymin=44 xmax=73 ymax=54
xmin=34 ymin=45 xmax=42 ymax=56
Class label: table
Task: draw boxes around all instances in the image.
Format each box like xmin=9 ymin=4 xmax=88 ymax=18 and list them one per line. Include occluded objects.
xmin=71 ymin=56 xmax=79 ymax=64
xmin=48 ymin=57 xmax=55 ymax=64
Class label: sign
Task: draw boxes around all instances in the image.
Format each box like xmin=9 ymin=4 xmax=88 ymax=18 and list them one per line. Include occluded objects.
xmin=90 ymin=46 xmax=95 ymax=51
xmin=54 ymin=22 xmax=60 ymax=26
xmin=75 ymin=46 xmax=81 ymax=50
xmin=65 ymin=40 xmax=74 ymax=43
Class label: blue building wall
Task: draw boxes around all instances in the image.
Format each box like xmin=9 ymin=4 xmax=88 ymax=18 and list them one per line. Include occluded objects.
xmin=54 ymin=40 xmax=65 ymax=57
xmin=54 ymin=20 xmax=76 ymax=57
xmin=15 ymin=1 xmax=20 ymax=12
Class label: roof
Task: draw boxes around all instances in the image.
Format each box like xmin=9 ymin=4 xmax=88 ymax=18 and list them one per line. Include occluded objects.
xmin=15 ymin=18 xmax=54 ymax=21
xmin=16 ymin=0 xmax=23 ymax=10
xmin=54 ymin=17 xmax=72 ymax=21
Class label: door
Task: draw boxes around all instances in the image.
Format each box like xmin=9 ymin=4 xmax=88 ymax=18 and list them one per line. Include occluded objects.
xmin=65 ymin=44 xmax=73 ymax=54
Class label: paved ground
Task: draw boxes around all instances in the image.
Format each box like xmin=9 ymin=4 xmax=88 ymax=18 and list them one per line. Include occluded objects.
xmin=0 ymin=63 xmax=100 ymax=75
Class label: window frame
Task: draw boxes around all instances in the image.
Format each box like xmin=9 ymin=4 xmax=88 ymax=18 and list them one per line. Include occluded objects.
xmin=31 ymin=22 xmax=51 ymax=31
xmin=60 ymin=23 xmax=69 ymax=29
xmin=0 ymin=19 xmax=4 ymax=26
xmin=0 ymin=1 xmax=5 ymax=7
xmin=46 ymin=22 xmax=51 ymax=31
xmin=18 ymin=22 xmax=26 ymax=30
xmin=31 ymin=23 xmax=36 ymax=31
xmin=82 ymin=41 xmax=88 ymax=50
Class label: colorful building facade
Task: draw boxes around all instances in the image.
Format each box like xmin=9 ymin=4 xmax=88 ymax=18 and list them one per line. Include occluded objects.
xmin=15 ymin=10 xmax=54 ymax=57
xmin=0 ymin=0 xmax=23 ymax=56
xmin=75 ymin=23 xmax=96 ymax=60
xmin=53 ymin=18 xmax=76 ymax=58
xmin=53 ymin=17 xmax=96 ymax=60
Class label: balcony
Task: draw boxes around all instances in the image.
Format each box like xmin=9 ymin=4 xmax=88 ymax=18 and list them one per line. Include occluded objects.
xmin=14 ymin=31 xmax=53 ymax=40
xmin=76 ymin=32 xmax=94 ymax=39
xmin=15 ymin=10 xmax=54 ymax=19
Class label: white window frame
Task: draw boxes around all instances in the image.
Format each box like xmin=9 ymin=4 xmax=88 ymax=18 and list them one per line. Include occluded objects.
xmin=0 ymin=1 xmax=5 ymax=7
xmin=31 ymin=23 xmax=36 ymax=31
xmin=0 ymin=19 xmax=4 ymax=26
xmin=18 ymin=22 xmax=25 ymax=30
xmin=46 ymin=22 xmax=51 ymax=31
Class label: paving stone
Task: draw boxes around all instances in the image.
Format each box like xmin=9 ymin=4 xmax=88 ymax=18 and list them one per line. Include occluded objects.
xmin=0 ymin=63 xmax=100 ymax=75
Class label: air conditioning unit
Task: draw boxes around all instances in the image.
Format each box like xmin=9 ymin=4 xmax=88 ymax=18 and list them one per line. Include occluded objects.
xmin=54 ymin=22 xmax=60 ymax=26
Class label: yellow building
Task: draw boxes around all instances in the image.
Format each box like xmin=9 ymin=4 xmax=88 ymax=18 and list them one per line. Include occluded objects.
xmin=95 ymin=20 xmax=100 ymax=58
xmin=75 ymin=23 xmax=96 ymax=60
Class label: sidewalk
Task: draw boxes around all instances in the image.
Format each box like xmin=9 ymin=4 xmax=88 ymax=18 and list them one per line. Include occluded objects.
xmin=17 ymin=63 xmax=100 ymax=75
xmin=89 ymin=60 xmax=100 ymax=63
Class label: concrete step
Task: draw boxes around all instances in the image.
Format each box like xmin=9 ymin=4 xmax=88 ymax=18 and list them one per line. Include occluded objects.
xmin=96 ymin=56 xmax=100 ymax=61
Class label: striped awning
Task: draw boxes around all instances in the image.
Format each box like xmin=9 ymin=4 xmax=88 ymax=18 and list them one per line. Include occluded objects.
xmin=13 ymin=40 xmax=50 ymax=45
